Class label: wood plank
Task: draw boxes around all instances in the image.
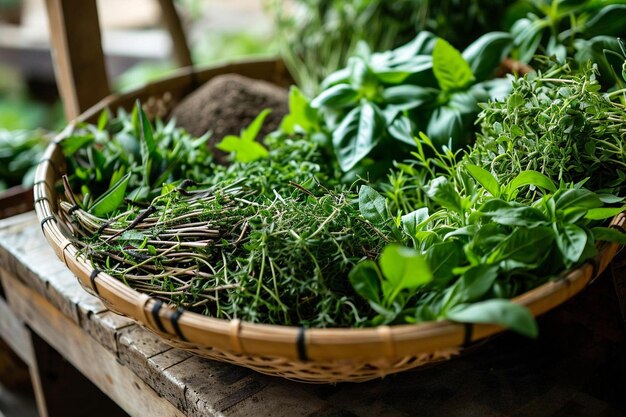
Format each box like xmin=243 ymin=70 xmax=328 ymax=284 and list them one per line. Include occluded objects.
xmin=116 ymin=326 xmax=189 ymax=413
xmin=0 ymin=295 xmax=33 ymax=367
xmin=0 ymin=269 xmax=185 ymax=417
xmin=79 ymin=309 xmax=135 ymax=354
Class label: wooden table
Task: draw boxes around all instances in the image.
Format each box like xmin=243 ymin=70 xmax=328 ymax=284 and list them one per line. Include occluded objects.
xmin=0 ymin=211 xmax=625 ymax=417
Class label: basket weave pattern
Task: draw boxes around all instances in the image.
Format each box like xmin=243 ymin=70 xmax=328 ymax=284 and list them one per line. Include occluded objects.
xmin=33 ymin=60 xmax=626 ymax=383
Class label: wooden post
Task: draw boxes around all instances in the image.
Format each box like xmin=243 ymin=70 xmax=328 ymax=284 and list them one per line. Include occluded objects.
xmin=157 ymin=0 xmax=193 ymax=68
xmin=44 ymin=0 xmax=110 ymax=120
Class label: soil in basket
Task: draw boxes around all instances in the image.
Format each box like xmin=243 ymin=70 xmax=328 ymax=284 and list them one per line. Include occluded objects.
xmin=171 ymin=74 xmax=289 ymax=163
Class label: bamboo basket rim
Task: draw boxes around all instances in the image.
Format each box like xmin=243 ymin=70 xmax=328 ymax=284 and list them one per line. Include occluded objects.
xmin=33 ymin=58 xmax=626 ymax=364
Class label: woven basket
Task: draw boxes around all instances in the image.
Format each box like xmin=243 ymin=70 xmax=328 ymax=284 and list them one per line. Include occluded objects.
xmin=34 ymin=58 xmax=626 ymax=383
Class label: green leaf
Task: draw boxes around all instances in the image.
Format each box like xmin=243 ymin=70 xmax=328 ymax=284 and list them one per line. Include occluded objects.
xmin=554 ymin=189 xmax=603 ymax=211
xmin=387 ymin=115 xmax=415 ymax=146
xmin=137 ymin=101 xmax=156 ymax=157
xmin=97 ymin=109 xmax=109 ymax=131
xmin=60 ymin=135 xmax=95 ymax=156
xmin=348 ymin=260 xmax=382 ymax=303
xmin=311 ymin=84 xmax=360 ymax=109
xmin=401 ymin=207 xmax=429 ymax=237
xmin=382 ymin=85 xmax=438 ymax=111
xmin=585 ymin=206 xmax=625 ymax=220
xmin=488 ymin=226 xmax=554 ymax=265
xmin=241 ymin=109 xmax=272 ymax=143
xmin=482 ymin=206 xmax=548 ymax=228
xmin=216 ymin=135 xmax=269 ymax=163
xmin=359 ymin=185 xmax=388 ymax=226
xmin=426 ymin=241 xmax=463 ymax=283
xmin=216 ymin=109 xmax=271 ymax=163
xmin=463 ymin=32 xmax=513 ymax=82
xmin=432 ymin=38 xmax=475 ymax=92
xmin=332 ymin=102 xmax=384 ymax=171
xmin=592 ymin=227 xmax=626 ymax=245
xmin=466 ymin=164 xmax=500 ymax=196
xmin=89 ymin=172 xmax=131 ymax=217
xmin=425 ymin=177 xmax=463 ymax=214
xmin=426 ymin=106 xmax=465 ymax=149
xmin=555 ymin=223 xmax=588 ymax=264
xmin=446 ymin=299 xmax=538 ymax=338
xmin=460 ymin=265 xmax=499 ymax=302
xmin=379 ymin=245 xmax=432 ymax=302
xmin=507 ymin=171 xmax=557 ymax=193
xmin=285 ymin=86 xmax=318 ymax=132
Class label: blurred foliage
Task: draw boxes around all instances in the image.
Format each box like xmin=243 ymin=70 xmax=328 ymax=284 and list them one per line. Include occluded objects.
xmin=272 ymin=0 xmax=509 ymax=95
xmin=0 ymin=129 xmax=48 ymax=192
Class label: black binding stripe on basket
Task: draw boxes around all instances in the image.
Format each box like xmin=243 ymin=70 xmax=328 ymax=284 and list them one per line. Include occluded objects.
xmin=68 ymin=204 xmax=80 ymax=215
xmin=151 ymin=299 xmax=167 ymax=333
xmin=89 ymin=269 xmax=101 ymax=295
xmin=296 ymin=327 xmax=308 ymax=362
xmin=34 ymin=196 xmax=50 ymax=205
xmin=462 ymin=323 xmax=474 ymax=347
xmin=610 ymin=223 xmax=626 ymax=234
xmin=40 ymin=215 xmax=57 ymax=228
xmin=170 ymin=307 xmax=187 ymax=341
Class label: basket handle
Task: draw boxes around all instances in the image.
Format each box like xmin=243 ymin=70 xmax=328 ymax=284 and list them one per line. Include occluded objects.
xmin=44 ymin=0 xmax=192 ymax=120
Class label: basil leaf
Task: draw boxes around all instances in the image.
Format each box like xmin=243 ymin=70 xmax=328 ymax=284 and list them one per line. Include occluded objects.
xmin=432 ymin=38 xmax=475 ymax=92
xmin=311 ymin=84 xmax=360 ymax=109
xmin=488 ymin=226 xmax=554 ymax=265
xmin=426 ymin=241 xmax=463 ymax=284
xmin=387 ymin=115 xmax=416 ymax=146
xmin=401 ymin=207 xmax=429 ymax=237
xmin=554 ymin=188 xmax=603 ymax=211
xmin=460 ymin=264 xmax=499 ymax=302
xmin=555 ymin=223 xmax=588 ymax=264
xmin=380 ymin=245 xmax=432 ymax=302
xmin=507 ymin=170 xmax=557 ymax=193
xmin=463 ymin=32 xmax=513 ymax=82
xmin=466 ymin=164 xmax=500 ymax=196
xmin=332 ymin=102 xmax=383 ymax=171
xmin=382 ymin=85 xmax=437 ymax=111
xmin=447 ymin=299 xmax=538 ymax=338
xmin=348 ymin=260 xmax=381 ymax=304
xmin=426 ymin=106 xmax=465 ymax=149
xmin=359 ymin=185 xmax=388 ymax=226
xmin=425 ymin=176 xmax=463 ymax=214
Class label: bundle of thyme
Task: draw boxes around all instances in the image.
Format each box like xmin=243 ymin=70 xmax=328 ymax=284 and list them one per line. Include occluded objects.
xmin=67 ymin=182 xmax=387 ymax=327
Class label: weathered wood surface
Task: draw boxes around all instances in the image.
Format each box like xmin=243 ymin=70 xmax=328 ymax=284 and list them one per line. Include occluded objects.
xmin=0 ymin=211 xmax=625 ymax=416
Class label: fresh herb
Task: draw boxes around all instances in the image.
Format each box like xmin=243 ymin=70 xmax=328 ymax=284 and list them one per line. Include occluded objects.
xmin=299 ymin=31 xmax=512 ymax=173
xmin=473 ymin=63 xmax=626 ymax=195
xmin=62 ymin=102 xmax=213 ymax=216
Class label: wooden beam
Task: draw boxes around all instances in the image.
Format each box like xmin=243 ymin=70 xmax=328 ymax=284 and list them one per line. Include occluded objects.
xmin=44 ymin=0 xmax=110 ymax=120
xmin=0 ymin=269 xmax=185 ymax=417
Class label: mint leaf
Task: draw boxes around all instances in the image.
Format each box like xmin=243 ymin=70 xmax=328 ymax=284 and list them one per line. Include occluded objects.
xmin=432 ymin=38 xmax=475 ymax=92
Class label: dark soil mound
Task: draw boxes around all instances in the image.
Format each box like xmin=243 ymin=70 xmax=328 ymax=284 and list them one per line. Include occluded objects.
xmin=171 ymin=74 xmax=289 ymax=162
